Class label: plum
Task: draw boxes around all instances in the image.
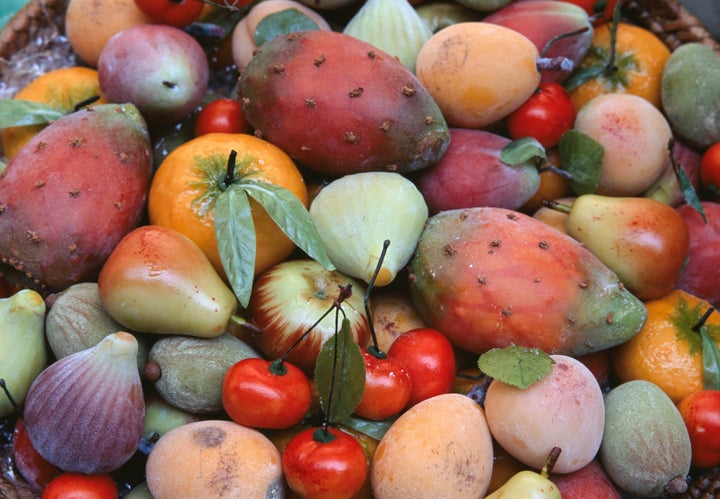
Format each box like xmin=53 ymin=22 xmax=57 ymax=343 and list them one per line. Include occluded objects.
xmin=414 ymin=128 xmax=540 ymax=214
xmin=98 ymin=24 xmax=209 ymax=126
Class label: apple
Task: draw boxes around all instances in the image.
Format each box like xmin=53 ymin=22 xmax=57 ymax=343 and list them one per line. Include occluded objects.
xmin=550 ymin=459 xmax=621 ymax=499
xmin=245 ymin=259 xmax=371 ymax=374
xmin=675 ymin=201 xmax=720 ymax=308
xmin=97 ymin=23 xmax=209 ymax=126
xmin=677 ymin=389 xmax=720 ymax=469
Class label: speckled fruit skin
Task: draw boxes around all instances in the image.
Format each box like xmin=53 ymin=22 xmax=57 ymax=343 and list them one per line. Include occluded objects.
xmin=408 ymin=207 xmax=647 ymax=356
xmin=0 ymin=104 xmax=152 ymax=294
xmin=239 ymin=30 xmax=450 ymax=176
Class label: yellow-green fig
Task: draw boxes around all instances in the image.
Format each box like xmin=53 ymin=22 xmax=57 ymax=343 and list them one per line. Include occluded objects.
xmin=0 ymin=289 xmax=47 ymax=416
xmin=309 ymin=172 xmax=428 ymax=287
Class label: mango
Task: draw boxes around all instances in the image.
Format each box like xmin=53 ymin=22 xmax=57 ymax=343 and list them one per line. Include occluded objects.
xmin=600 ymin=380 xmax=691 ymax=497
xmin=239 ymin=30 xmax=450 ymax=176
xmin=408 ymin=207 xmax=647 ymax=356
xmin=661 ymin=43 xmax=720 ymax=150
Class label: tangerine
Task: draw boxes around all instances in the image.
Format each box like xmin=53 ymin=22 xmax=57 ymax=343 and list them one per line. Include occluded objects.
xmin=1 ymin=66 xmax=107 ymax=160
xmin=565 ymin=21 xmax=671 ymax=111
xmin=147 ymin=132 xmax=308 ymax=281
xmin=611 ymin=289 xmax=720 ymax=404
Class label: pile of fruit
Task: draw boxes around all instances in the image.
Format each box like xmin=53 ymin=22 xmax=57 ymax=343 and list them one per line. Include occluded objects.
xmin=1 ymin=0 xmax=720 ymax=497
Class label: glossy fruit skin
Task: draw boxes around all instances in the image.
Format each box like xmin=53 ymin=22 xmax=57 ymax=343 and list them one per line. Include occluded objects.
xmin=677 ymin=389 xmax=720 ymax=469
xmin=354 ymin=348 xmax=413 ymax=420
xmin=194 ymin=98 xmax=249 ymax=136
xmin=222 ymin=358 xmax=312 ymax=429
xmin=41 ymin=472 xmax=117 ymax=499
xmin=133 ymin=0 xmax=203 ymax=27
xmin=282 ymin=426 xmax=368 ymax=499
xmin=387 ymin=328 xmax=456 ymax=408
xmin=700 ymin=142 xmax=720 ymax=198
xmin=506 ymin=82 xmax=576 ymax=149
xmin=562 ymin=0 xmax=619 ymax=23
xmin=12 ymin=418 xmax=61 ymax=491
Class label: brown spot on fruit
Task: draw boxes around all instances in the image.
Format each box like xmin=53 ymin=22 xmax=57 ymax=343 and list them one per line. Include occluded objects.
xmin=403 ymin=85 xmax=416 ymax=97
xmin=314 ymin=55 xmax=326 ymax=67
xmin=69 ymin=137 xmax=84 ymax=147
xmin=26 ymin=230 xmax=42 ymax=244
xmin=305 ymin=98 xmax=317 ymax=108
xmin=349 ymin=87 xmax=363 ymax=98
xmin=34 ymin=181 xmax=45 ymax=188
xmin=444 ymin=244 xmax=457 ymax=257
xmin=192 ymin=426 xmax=226 ymax=448
xmin=271 ymin=64 xmax=285 ymax=75
xmin=606 ymin=313 xmax=614 ymax=324
xmin=67 ymin=243 xmax=78 ymax=254
xmin=380 ymin=121 xmax=392 ymax=132
xmin=477 ymin=275 xmax=487 ymax=285
xmin=344 ymin=132 xmax=360 ymax=144
xmin=69 ymin=189 xmax=80 ymax=198
xmin=538 ymin=241 xmax=549 ymax=250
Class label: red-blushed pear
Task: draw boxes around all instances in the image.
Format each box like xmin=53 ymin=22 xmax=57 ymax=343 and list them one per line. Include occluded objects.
xmin=550 ymin=194 xmax=690 ymax=300
xmin=97 ymin=225 xmax=238 ymax=338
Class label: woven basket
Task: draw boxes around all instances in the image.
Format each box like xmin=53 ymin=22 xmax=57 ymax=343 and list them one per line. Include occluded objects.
xmin=1 ymin=0 xmax=720 ymax=498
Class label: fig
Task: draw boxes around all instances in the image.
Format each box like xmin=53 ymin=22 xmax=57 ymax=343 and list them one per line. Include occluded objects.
xmin=23 ymin=332 xmax=145 ymax=474
xmin=145 ymin=333 xmax=261 ymax=414
xmin=45 ymin=282 xmax=148 ymax=372
xmin=309 ymin=172 xmax=428 ymax=287
xmin=0 ymin=289 xmax=47 ymax=417
xmin=600 ymin=379 xmax=691 ymax=497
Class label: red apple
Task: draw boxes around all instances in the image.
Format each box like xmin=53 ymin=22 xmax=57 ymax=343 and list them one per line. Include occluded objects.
xmin=677 ymin=390 xmax=720 ymax=469
xmin=551 ymin=459 xmax=621 ymax=498
xmin=246 ymin=259 xmax=371 ymax=374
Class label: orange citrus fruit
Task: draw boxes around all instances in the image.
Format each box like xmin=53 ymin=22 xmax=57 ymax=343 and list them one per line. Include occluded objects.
xmin=147 ymin=132 xmax=308 ymax=281
xmin=1 ymin=66 xmax=107 ymax=160
xmin=566 ymin=21 xmax=671 ymax=111
xmin=611 ymin=289 xmax=720 ymax=403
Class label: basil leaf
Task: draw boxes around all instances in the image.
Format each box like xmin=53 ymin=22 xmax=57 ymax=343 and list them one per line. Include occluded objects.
xmin=0 ymin=99 xmax=65 ymax=128
xmin=254 ymin=8 xmax=320 ymax=48
xmin=500 ymin=137 xmax=546 ymax=167
xmin=314 ymin=317 xmax=366 ymax=425
xmin=215 ymin=187 xmax=256 ymax=308
xmin=242 ymin=181 xmax=334 ymax=269
xmin=478 ymin=345 xmax=555 ymax=389
xmin=558 ymin=129 xmax=604 ymax=195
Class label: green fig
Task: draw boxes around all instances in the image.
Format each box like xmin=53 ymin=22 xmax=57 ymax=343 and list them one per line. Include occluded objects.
xmin=0 ymin=289 xmax=47 ymax=416
xmin=550 ymin=194 xmax=690 ymax=301
xmin=97 ymin=225 xmax=238 ymax=338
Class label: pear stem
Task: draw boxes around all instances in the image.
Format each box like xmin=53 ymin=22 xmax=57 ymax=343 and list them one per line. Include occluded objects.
xmin=541 ymin=199 xmax=573 ymax=214
xmin=541 ymin=446 xmax=562 ymax=478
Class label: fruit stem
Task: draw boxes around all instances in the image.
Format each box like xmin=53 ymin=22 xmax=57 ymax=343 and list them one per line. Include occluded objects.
xmin=541 ymin=446 xmax=562 ymax=478
xmin=692 ymin=307 xmax=716 ymax=333
xmin=269 ymin=358 xmax=289 ymax=376
xmin=313 ymin=426 xmax=337 ymax=443
xmin=364 ymin=239 xmax=392 ymax=356
xmin=603 ymin=0 xmax=624 ymax=77
xmin=536 ymin=56 xmax=575 ymax=74
xmin=0 ymin=379 xmax=19 ymax=414
xmin=541 ymin=199 xmax=572 ymax=214
xmin=73 ymin=95 xmax=101 ymax=112
xmin=539 ymin=26 xmax=591 ymax=58
xmin=537 ymin=164 xmax=573 ymax=180
xmin=223 ymin=150 xmax=238 ymax=189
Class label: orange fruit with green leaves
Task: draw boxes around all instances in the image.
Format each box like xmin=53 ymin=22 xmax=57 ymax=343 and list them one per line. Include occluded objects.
xmin=611 ymin=289 xmax=720 ymax=404
xmin=147 ymin=132 xmax=330 ymax=307
xmin=1 ymin=66 xmax=107 ymax=160
xmin=564 ymin=21 xmax=671 ymax=111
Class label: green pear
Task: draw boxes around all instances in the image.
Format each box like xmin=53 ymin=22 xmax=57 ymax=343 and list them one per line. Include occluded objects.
xmin=551 ymin=194 xmax=690 ymax=301
xmin=97 ymin=225 xmax=238 ymax=338
xmin=486 ymin=448 xmax=562 ymax=498
xmin=0 ymin=289 xmax=47 ymax=416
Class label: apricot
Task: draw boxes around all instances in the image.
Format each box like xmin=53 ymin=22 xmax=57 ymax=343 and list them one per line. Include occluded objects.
xmin=415 ymin=22 xmax=540 ymax=128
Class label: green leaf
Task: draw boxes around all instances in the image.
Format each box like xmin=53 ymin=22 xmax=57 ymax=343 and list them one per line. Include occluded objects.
xmin=672 ymin=153 xmax=707 ymax=224
xmin=214 ymin=187 xmax=256 ymax=308
xmin=314 ymin=317 xmax=366 ymax=425
xmin=242 ymin=181 xmax=334 ymax=269
xmin=500 ymin=137 xmax=547 ymax=167
xmin=562 ymin=64 xmax=606 ymax=93
xmin=254 ymin=8 xmax=320 ymax=47
xmin=701 ymin=328 xmax=720 ymax=390
xmin=478 ymin=345 xmax=555 ymax=389
xmin=343 ymin=416 xmax=395 ymax=441
xmin=558 ymin=129 xmax=604 ymax=195
xmin=0 ymin=99 xmax=66 ymax=128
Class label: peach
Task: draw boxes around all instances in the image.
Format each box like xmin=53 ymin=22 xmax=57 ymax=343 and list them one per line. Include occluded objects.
xmin=573 ymin=92 xmax=673 ymax=196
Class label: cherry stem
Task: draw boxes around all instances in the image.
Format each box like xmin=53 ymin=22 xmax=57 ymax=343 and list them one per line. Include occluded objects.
xmin=321 ymin=306 xmax=347 ymax=431
xmin=223 ymin=149 xmax=238 ymax=189
xmin=539 ymin=26 xmax=590 ymax=58
xmin=537 ymin=164 xmax=573 ymax=180
xmin=0 ymin=379 xmax=19 ymax=414
xmin=692 ymin=307 xmax=716 ymax=333
xmin=364 ymin=239 xmax=391 ymax=357
xmin=279 ymin=284 xmax=352 ymax=363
